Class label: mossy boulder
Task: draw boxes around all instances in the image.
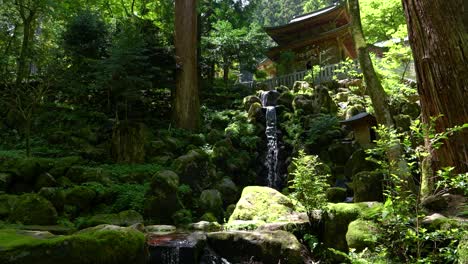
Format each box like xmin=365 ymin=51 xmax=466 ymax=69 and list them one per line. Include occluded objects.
xmin=293 ymin=81 xmax=310 ymax=93
xmin=78 ymin=210 xmax=143 ymax=229
xmin=207 ymin=230 xmax=305 ymax=264
xmin=353 ymin=171 xmax=384 ymax=202
xmin=150 ymin=170 xmax=179 ymax=191
xmin=344 ymin=149 xmax=376 ymax=180
xmin=10 ymin=157 xmax=54 ymax=184
xmin=206 ymin=129 xmax=224 ymax=144
xmin=173 ymin=149 xmax=211 ymax=190
xmin=8 ymin=194 xmax=58 ymax=225
xmin=0 ymin=172 xmax=12 ymax=192
xmin=247 ymin=102 xmax=263 ymax=122
xmin=0 ymin=226 xmax=146 ymax=264
xmin=65 ymin=166 xmax=111 ymax=185
xmin=346 ymin=219 xmax=379 ymax=251
xmin=145 ymin=171 xmax=180 ymax=224
xmin=277 ymin=91 xmax=294 ymax=110
xmin=199 ymin=189 xmax=223 ymax=216
xmin=326 ymin=187 xmax=347 ymax=203
xmin=323 ymin=202 xmax=382 ymax=252
xmin=49 ymin=156 xmax=83 ymax=178
xmin=34 ymin=172 xmax=58 ymax=191
xmin=189 ymin=221 xmax=222 ymax=232
xmin=215 ymin=177 xmax=239 ymax=205
xmin=243 ymin=95 xmax=262 ymax=111
xmin=229 ymin=186 xmax=298 ymax=223
xmin=0 ymin=194 xmax=18 ymax=218
xmin=292 ymin=94 xmax=314 ymax=115
xmin=38 ymin=187 xmax=66 ymax=212
xmin=65 ymin=186 xmax=96 ymax=214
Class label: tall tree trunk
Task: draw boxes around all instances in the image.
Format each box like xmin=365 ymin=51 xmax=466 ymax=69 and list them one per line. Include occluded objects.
xmin=402 ymin=0 xmax=468 ymax=195
xmin=348 ymin=0 xmax=413 ymax=190
xmin=173 ymin=0 xmax=200 ymax=130
xmin=223 ymin=62 xmax=230 ymax=86
xmin=16 ymin=16 xmax=33 ymax=85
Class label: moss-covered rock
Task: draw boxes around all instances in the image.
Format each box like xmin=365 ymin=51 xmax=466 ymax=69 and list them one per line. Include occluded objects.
xmin=243 ymin=95 xmax=262 ymax=111
xmin=214 ymin=177 xmax=238 ymax=205
xmin=200 ymin=212 xmax=218 ymax=223
xmin=173 ymin=149 xmax=211 ymax=190
xmin=353 ymin=171 xmax=384 ymax=202
xmin=323 ymin=202 xmax=382 ymax=252
xmin=34 ymin=172 xmax=58 ymax=191
xmin=293 ymin=81 xmax=310 ymax=93
xmin=0 ymin=226 xmax=146 ymax=264
xmin=65 ymin=166 xmax=111 ymax=185
xmin=207 ymin=230 xmax=305 ymax=264
xmin=78 ymin=210 xmax=143 ymax=229
xmin=145 ymin=171 xmax=180 ymax=224
xmin=277 ymin=92 xmax=294 ymax=110
xmin=38 ymin=187 xmax=66 ymax=212
xmin=247 ymin=102 xmax=263 ymax=122
xmin=65 ymin=186 xmax=96 ymax=214
xmin=0 ymin=172 xmax=12 ymax=192
xmin=48 ymin=156 xmax=83 ymax=178
xmin=326 ymin=187 xmax=347 ymax=203
xmin=292 ymin=94 xmax=314 ymax=115
xmin=8 ymin=194 xmax=58 ymax=225
xmin=0 ymin=194 xmax=18 ymax=218
xmin=346 ymin=219 xmax=379 ymax=251
xmin=189 ymin=221 xmax=222 ymax=232
xmin=229 ymin=186 xmax=298 ymax=223
xmin=344 ymin=149 xmax=376 ymax=180
xmin=199 ymin=189 xmax=223 ymax=215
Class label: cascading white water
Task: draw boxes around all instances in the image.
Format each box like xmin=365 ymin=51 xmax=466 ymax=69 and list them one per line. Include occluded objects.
xmin=261 ymin=91 xmax=279 ymax=188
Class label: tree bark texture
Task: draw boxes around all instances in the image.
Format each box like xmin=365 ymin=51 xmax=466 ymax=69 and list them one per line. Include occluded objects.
xmin=173 ymin=0 xmax=200 ymax=130
xmin=402 ymin=0 xmax=468 ymax=174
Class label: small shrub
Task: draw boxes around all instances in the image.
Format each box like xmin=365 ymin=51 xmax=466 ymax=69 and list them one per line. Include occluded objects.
xmin=289 ymin=150 xmax=330 ymax=216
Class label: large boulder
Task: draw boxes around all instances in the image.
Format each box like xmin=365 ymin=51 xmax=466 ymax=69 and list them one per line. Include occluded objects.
xmin=207 ymin=230 xmax=306 ymax=264
xmin=292 ymin=94 xmax=314 ymax=115
xmin=65 ymin=166 xmax=111 ymax=185
xmin=293 ymin=81 xmax=310 ymax=93
xmin=214 ymin=177 xmax=239 ymax=205
xmin=0 ymin=226 xmax=146 ymax=264
xmin=346 ymin=219 xmax=379 ymax=251
xmin=144 ymin=170 xmax=180 ymax=224
xmin=312 ymin=85 xmax=338 ymax=114
xmin=247 ymin=102 xmax=263 ymax=122
xmin=64 ymin=186 xmax=97 ymax=214
xmin=0 ymin=172 xmax=12 ymax=192
xmin=353 ymin=171 xmax=384 ymax=202
xmin=344 ymin=149 xmax=376 ymax=180
xmin=229 ymin=186 xmax=299 ymax=223
xmin=0 ymin=194 xmax=18 ymax=218
xmin=199 ymin=189 xmax=223 ymax=217
xmin=78 ymin=210 xmax=143 ymax=229
xmin=173 ymin=149 xmax=211 ymax=191
xmin=322 ymin=202 xmax=382 ymax=252
xmin=243 ymin=95 xmax=262 ymax=111
xmin=8 ymin=193 xmax=58 ymax=225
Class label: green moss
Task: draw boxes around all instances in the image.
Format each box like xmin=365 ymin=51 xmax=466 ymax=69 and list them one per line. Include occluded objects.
xmin=229 ymin=186 xmax=298 ymax=223
xmin=0 ymin=227 xmax=146 ymax=264
xmin=8 ymin=194 xmax=58 ymax=225
xmin=77 ymin=210 xmax=143 ymax=229
xmin=346 ymin=219 xmax=379 ymax=251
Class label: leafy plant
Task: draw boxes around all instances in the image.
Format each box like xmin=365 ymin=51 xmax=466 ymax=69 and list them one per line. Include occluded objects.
xmin=289 ymin=150 xmax=330 ymax=217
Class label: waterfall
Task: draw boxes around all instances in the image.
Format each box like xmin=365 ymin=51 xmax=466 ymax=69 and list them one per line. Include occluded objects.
xmin=161 ymin=247 xmax=180 ymax=264
xmin=261 ymin=91 xmax=279 ymax=188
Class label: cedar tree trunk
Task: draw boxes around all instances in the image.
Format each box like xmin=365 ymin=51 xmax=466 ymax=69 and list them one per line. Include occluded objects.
xmin=173 ymin=0 xmax=200 ymax=130
xmin=402 ymin=0 xmax=468 ymax=195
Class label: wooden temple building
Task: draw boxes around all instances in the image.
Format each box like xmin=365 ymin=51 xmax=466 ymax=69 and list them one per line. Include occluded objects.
xmin=264 ymin=1 xmax=356 ymax=73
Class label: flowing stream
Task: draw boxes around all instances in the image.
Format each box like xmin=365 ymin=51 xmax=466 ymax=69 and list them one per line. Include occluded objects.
xmin=261 ymin=91 xmax=279 ymax=188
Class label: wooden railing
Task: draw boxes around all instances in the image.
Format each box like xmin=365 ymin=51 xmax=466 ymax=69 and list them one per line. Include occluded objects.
xmin=257 ymin=61 xmax=360 ymax=90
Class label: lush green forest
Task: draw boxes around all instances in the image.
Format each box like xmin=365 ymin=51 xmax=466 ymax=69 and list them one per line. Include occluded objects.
xmin=0 ymin=0 xmax=466 ymax=263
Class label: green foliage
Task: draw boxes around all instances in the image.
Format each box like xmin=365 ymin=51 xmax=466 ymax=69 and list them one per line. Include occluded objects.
xmin=303 ymin=65 xmax=321 ymax=83
xmin=289 ymin=150 xmax=330 ymax=213
xmin=276 ymin=51 xmax=296 ymax=75
xmin=303 ymin=0 xmax=333 ymax=13
xmin=360 ymin=0 xmax=407 ymax=43
xmin=63 ymin=10 xmax=108 ymax=61
xmin=109 ymin=183 xmax=150 ymax=214
xmin=364 ymin=124 xmax=467 ymax=263
xmin=304 ymin=114 xmax=340 ymax=146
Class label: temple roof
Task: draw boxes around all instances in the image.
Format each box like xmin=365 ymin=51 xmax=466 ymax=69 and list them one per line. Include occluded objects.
xmin=340 ymin=112 xmax=377 ymax=125
xmin=263 ymin=1 xmax=356 ymax=61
